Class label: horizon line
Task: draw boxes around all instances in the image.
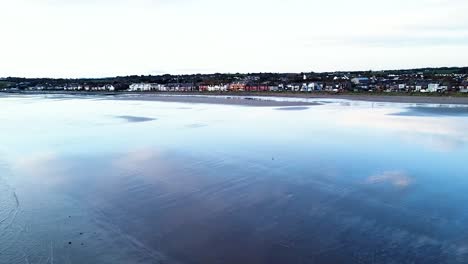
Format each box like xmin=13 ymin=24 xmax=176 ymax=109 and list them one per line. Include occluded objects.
xmin=2 ymin=65 xmax=467 ymax=80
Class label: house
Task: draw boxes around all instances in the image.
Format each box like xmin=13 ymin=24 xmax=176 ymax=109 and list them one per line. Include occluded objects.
xmin=244 ymin=84 xmax=267 ymax=92
xmin=460 ymin=85 xmax=468 ymax=93
xmin=213 ymin=85 xmax=228 ymax=92
xmin=178 ymin=83 xmax=195 ymax=91
xmin=351 ymin=77 xmax=370 ymax=91
xmin=323 ymin=83 xmax=344 ymax=92
xmin=427 ymin=83 xmax=440 ymax=93
xmin=200 ymin=84 xmax=228 ymax=92
xmin=415 ymin=83 xmax=427 ymax=92
xmin=245 ymin=84 xmax=255 ymax=92
xmin=269 ymin=84 xmax=285 ymax=92
xmin=129 ymin=83 xmax=159 ymax=91
xmin=163 ymin=83 xmax=194 ymax=91
xmin=268 ymin=85 xmax=279 ymax=92
xmin=95 ymin=84 xmax=115 ymax=91
xmin=302 ymin=82 xmax=321 ymax=92
xmin=33 ymin=85 xmax=46 ymax=91
xmin=374 ymin=84 xmax=386 ymax=92
xmin=245 ymin=84 xmax=258 ymax=92
xmin=258 ymin=85 xmax=268 ymax=91
xmin=229 ymin=82 xmax=246 ymax=91
xmin=324 ymin=84 xmax=333 ymax=91
xmin=284 ymin=83 xmax=301 ymax=92
xmin=198 ymin=85 xmax=209 ymax=92
xmin=351 ymin=77 xmax=369 ymax=85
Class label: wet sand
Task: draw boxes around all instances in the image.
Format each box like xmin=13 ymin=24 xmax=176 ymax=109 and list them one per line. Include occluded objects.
xmin=305 ymin=94 xmax=468 ymax=105
xmin=112 ymin=93 xmax=468 ymax=106
xmin=110 ymin=94 xmax=321 ymax=107
xmin=4 ymin=91 xmax=468 ymax=105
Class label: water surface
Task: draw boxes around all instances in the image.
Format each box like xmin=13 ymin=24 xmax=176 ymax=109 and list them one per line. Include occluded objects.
xmin=1 ymin=95 xmax=468 ymax=263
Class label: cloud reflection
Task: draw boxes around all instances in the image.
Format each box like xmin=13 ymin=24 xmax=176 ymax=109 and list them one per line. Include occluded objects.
xmin=337 ymin=107 xmax=468 ymax=152
xmin=111 ymin=148 xmax=162 ymax=171
xmin=11 ymin=152 xmax=70 ymax=186
xmin=112 ymin=148 xmax=186 ymax=188
xmin=366 ymin=171 xmax=413 ymax=189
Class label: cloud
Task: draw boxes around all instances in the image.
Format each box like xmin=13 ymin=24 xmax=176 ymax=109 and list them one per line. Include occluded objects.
xmin=310 ymin=34 xmax=468 ymax=48
xmin=1 ymin=0 xmax=468 ymax=77
xmin=401 ymin=23 xmax=468 ymax=33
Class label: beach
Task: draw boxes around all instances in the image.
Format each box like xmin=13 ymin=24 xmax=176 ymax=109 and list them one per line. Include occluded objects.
xmin=110 ymin=94 xmax=321 ymax=106
xmin=6 ymin=91 xmax=468 ymax=106
xmin=108 ymin=93 xmax=468 ymax=106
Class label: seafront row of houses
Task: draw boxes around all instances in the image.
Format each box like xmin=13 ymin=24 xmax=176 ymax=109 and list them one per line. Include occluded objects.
xmin=125 ymin=78 xmax=468 ymax=93
xmin=4 ymin=71 xmax=468 ymax=93
xmin=127 ymin=82 xmax=330 ymax=92
xmin=22 ymin=79 xmax=467 ymax=93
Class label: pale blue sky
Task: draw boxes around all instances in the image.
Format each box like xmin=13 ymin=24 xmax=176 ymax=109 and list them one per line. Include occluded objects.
xmin=0 ymin=0 xmax=467 ymax=78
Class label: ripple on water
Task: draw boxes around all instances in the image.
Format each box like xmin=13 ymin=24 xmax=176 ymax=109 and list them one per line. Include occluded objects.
xmin=0 ymin=180 xmax=22 ymax=258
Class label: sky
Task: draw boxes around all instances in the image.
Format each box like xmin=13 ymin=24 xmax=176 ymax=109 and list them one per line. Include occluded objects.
xmin=0 ymin=0 xmax=467 ymax=78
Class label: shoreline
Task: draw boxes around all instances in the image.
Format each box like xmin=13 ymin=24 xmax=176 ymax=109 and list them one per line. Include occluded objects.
xmin=3 ymin=91 xmax=468 ymax=106
xmin=110 ymin=94 xmax=325 ymax=107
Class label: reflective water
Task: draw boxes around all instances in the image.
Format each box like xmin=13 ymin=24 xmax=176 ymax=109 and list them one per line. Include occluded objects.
xmin=1 ymin=95 xmax=468 ymax=263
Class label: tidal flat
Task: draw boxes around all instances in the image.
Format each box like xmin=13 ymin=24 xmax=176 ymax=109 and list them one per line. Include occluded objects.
xmin=1 ymin=94 xmax=468 ymax=264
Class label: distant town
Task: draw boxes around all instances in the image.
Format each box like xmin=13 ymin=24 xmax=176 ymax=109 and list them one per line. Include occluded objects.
xmin=1 ymin=67 xmax=468 ymax=94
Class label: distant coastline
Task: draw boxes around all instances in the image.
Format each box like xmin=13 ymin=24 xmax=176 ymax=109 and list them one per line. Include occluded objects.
xmin=2 ymin=67 xmax=467 ymax=95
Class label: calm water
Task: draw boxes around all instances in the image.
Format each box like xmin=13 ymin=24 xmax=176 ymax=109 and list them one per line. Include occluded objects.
xmin=1 ymin=95 xmax=468 ymax=264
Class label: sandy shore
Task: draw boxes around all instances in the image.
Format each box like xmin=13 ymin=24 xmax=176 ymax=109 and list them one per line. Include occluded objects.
xmin=110 ymin=93 xmax=468 ymax=106
xmin=109 ymin=94 xmax=321 ymax=107
xmin=304 ymin=94 xmax=468 ymax=105
xmin=4 ymin=91 xmax=468 ymax=106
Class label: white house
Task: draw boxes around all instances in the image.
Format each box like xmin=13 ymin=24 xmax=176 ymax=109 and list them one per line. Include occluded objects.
xmin=268 ymin=85 xmax=279 ymax=91
xmin=104 ymin=85 xmax=115 ymax=91
xmin=207 ymin=85 xmax=228 ymax=92
xmin=427 ymin=83 xmax=440 ymax=93
xmin=309 ymin=82 xmax=322 ymax=91
xmin=351 ymin=77 xmax=369 ymax=85
xmin=287 ymin=84 xmax=301 ymax=91
xmin=129 ymin=83 xmax=160 ymax=91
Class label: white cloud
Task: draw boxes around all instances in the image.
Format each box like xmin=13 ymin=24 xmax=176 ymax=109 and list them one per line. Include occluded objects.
xmin=0 ymin=0 xmax=467 ymax=77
